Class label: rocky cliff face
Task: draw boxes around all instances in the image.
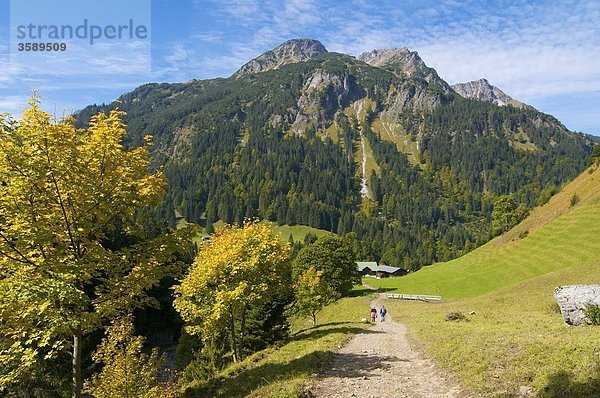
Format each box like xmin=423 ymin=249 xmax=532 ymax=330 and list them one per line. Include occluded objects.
xmin=358 ymin=48 xmax=450 ymax=89
xmin=233 ymin=38 xmax=328 ymax=78
xmin=451 ymin=78 xmax=525 ymax=107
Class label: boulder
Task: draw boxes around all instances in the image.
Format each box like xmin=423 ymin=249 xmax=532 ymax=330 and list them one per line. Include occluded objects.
xmin=444 ymin=311 xmax=467 ymax=322
xmin=553 ymin=285 xmax=600 ymax=325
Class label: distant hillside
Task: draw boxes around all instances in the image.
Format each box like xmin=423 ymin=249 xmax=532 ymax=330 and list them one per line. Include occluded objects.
xmin=75 ymin=38 xmax=593 ymax=271
xmin=366 ymin=165 xmax=600 ymax=299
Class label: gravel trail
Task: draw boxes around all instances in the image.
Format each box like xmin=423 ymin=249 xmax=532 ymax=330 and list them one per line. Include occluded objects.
xmin=309 ymin=297 xmax=468 ymax=398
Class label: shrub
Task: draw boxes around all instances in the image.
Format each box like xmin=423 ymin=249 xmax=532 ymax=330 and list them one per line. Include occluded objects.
xmin=570 ymin=193 xmax=580 ymax=207
xmin=547 ymin=301 xmax=561 ymax=314
xmin=584 ymin=304 xmax=600 ymax=325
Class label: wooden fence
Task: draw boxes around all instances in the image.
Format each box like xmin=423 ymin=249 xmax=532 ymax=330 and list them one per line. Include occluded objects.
xmin=387 ymin=293 xmax=442 ymax=302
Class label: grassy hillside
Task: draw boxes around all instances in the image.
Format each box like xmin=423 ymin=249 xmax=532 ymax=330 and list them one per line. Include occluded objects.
xmin=181 ymin=295 xmax=372 ymax=398
xmin=272 ymin=223 xmax=331 ymax=243
xmin=366 ymin=166 xmax=600 ymax=299
xmin=387 ymin=259 xmax=600 ymax=397
xmin=364 ymin=166 xmax=600 ymax=396
xmin=176 ymin=213 xmax=330 ymax=246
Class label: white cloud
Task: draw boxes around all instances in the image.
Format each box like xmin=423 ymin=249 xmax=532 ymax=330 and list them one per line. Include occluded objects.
xmin=0 ymin=95 xmax=30 ymax=115
xmin=1 ymin=0 xmax=598 ymax=131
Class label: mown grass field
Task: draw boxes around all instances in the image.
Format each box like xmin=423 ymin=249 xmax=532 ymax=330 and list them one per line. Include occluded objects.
xmin=365 ymin=166 xmax=600 ymax=300
xmin=181 ymin=294 xmax=373 ymax=398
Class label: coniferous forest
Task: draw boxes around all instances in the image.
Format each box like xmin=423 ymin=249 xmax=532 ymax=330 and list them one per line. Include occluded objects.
xmin=77 ymin=51 xmax=592 ymax=270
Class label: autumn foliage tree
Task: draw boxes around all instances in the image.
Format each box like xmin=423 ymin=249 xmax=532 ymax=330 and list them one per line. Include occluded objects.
xmin=0 ymin=96 xmax=191 ymax=398
xmin=174 ymin=221 xmax=291 ymax=363
xmin=84 ymin=317 xmax=165 ymax=398
xmin=294 ymin=267 xmax=338 ymax=326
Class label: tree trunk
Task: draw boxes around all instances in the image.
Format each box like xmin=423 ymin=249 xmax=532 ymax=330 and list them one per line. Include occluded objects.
xmin=229 ymin=306 xmax=239 ymax=362
xmin=72 ymin=329 xmax=83 ymax=398
xmin=239 ymin=306 xmax=247 ymax=361
xmin=312 ymin=311 xmax=317 ymax=326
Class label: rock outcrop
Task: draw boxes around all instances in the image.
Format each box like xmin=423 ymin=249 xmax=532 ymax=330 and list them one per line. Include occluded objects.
xmin=291 ymin=69 xmax=362 ymax=134
xmin=358 ymin=48 xmax=450 ymax=89
xmin=451 ymin=78 xmax=525 ymax=108
xmin=554 ymin=285 xmax=600 ymax=325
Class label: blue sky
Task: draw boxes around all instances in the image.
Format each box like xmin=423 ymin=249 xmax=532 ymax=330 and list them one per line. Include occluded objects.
xmin=1 ymin=0 xmax=598 ymax=135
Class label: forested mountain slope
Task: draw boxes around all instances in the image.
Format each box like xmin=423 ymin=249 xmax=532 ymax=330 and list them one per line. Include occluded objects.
xmin=76 ymin=38 xmax=594 ymax=270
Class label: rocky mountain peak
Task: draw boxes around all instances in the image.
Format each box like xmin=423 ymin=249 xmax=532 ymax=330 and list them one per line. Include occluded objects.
xmin=233 ymin=38 xmax=328 ymax=78
xmin=357 ymin=47 xmax=413 ymax=67
xmin=451 ymin=78 xmax=524 ymax=107
xmin=357 ymin=47 xmax=449 ymax=89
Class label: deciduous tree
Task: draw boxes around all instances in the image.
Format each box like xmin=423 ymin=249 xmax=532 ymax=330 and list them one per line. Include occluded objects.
xmin=295 ymin=267 xmax=338 ymax=326
xmin=0 ymin=96 xmax=191 ymax=398
xmin=293 ymin=235 xmax=359 ymax=296
xmin=84 ymin=317 xmax=164 ymax=398
xmin=173 ymin=221 xmax=290 ymax=363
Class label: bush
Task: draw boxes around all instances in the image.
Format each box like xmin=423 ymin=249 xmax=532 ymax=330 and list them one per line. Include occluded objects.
xmin=445 ymin=311 xmax=468 ymax=322
xmin=570 ymin=193 xmax=580 ymax=207
xmin=584 ymin=304 xmax=600 ymax=325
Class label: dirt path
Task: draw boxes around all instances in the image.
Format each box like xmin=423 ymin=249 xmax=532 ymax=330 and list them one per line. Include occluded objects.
xmin=309 ymin=296 xmax=468 ymax=398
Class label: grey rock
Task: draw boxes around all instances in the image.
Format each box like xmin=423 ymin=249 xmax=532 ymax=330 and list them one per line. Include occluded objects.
xmin=357 ymin=48 xmax=450 ymax=90
xmin=291 ymin=69 xmax=361 ymax=134
xmin=451 ymin=78 xmax=525 ymax=108
xmin=444 ymin=311 xmax=467 ymax=322
xmin=519 ymin=385 xmax=534 ymax=396
xmin=554 ymin=285 xmax=600 ymax=325
xmin=233 ymin=38 xmax=327 ymax=78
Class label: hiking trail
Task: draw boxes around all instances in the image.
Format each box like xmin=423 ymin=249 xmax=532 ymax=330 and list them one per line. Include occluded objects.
xmin=309 ymin=295 xmax=468 ymax=398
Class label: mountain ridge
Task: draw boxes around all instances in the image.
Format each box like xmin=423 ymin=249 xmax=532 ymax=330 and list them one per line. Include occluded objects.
xmin=75 ymin=38 xmax=593 ymax=270
xmin=233 ymin=38 xmax=328 ymax=78
xmin=451 ymin=78 xmax=526 ymax=108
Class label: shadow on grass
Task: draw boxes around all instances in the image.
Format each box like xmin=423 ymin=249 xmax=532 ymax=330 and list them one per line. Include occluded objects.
xmin=539 ymin=370 xmax=600 ymax=398
xmin=293 ymin=321 xmax=375 ymax=335
xmin=349 ymin=286 xmax=397 ymax=297
xmin=183 ymin=323 xmax=383 ymax=398
xmin=183 ymin=350 xmax=408 ymax=398
xmin=291 ymin=325 xmax=384 ymax=343
xmin=182 ymin=349 xmax=332 ymax=398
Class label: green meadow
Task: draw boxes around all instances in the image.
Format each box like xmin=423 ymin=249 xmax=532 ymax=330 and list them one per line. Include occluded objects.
xmin=365 ymin=166 xmax=600 ymax=300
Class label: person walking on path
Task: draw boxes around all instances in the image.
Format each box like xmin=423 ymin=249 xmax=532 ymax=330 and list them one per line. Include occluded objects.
xmin=379 ymin=305 xmax=387 ymax=322
xmin=370 ymin=307 xmax=377 ymax=323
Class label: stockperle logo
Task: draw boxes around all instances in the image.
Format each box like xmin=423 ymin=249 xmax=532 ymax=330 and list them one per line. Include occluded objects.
xmin=10 ymin=0 xmax=151 ymax=75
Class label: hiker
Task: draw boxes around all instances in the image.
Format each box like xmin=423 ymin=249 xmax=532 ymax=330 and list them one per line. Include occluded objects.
xmin=370 ymin=308 xmax=377 ymax=323
xmin=379 ymin=305 xmax=387 ymax=322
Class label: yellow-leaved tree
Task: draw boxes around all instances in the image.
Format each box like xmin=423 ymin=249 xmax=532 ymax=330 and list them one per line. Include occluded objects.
xmin=85 ymin=316 xmax=167 ymax=398
xmin=174 ymin=221 xmax=291 ymax=363
xmin=295 ymin=267 xmax=338 ymax=326
xmin=0 ymin=96 xmax=192 ymax=398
